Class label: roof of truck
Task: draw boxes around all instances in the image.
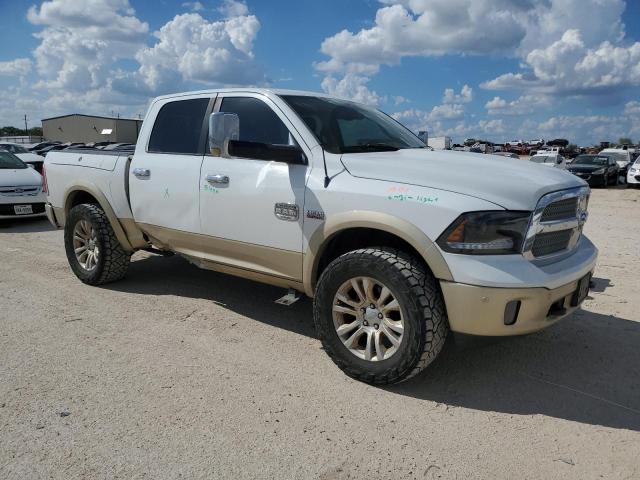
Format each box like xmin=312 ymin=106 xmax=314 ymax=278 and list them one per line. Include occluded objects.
xmin=153 ymin=88 xmax=334 ymax=102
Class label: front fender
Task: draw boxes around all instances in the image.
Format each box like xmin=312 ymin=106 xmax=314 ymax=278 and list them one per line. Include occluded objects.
xmin=303 ymin=210 xmax=453 ymax=297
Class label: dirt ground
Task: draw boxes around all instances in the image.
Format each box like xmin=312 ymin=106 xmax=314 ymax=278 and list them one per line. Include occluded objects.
xmin=1 ymin=187 xmax=639 ymax=480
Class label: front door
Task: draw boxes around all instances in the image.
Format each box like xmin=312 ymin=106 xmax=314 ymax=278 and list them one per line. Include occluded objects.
xmin=130 ymin=96 xmax=212 ymax=243
xmin=198 ymin=94 xmax=309 ymax=281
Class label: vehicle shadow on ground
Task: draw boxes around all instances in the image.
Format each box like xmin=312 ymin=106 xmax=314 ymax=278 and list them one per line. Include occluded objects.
xmin=392 ymin=306 xmax=640 ymax=431
xmin=108 ymin=255 xmax=640 ymax=432
xmin=0 ymin=218 xmax=55 ymax=233
xmin=106 ymin=253 xmax=317 ymax=338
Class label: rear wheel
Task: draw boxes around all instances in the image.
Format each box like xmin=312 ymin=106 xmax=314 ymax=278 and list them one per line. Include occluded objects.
xmin=64 ymin=204 xmax=131 ymax=285
xmin=313 ymin=248 xmax=448 ymax=385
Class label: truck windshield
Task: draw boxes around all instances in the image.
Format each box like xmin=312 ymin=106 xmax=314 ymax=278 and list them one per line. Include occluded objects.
xmin=0 ymin=151 xmax=27 ymax=169
xmin=281 ymin=95 xmax=425 ymax=154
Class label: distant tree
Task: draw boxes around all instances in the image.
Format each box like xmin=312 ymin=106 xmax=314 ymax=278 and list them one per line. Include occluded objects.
xmin=29 ymin=127 xmax=43 ymax=136
xmin=0 ymin=126 xmax=23 ymax=136
xmin=619 ymin=137 xmax=632 ymax=145
xmin=566 ymin=143 xmax=578 ymax=152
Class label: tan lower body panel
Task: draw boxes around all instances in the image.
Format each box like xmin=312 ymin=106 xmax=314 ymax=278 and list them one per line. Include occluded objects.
xmin=440 ymin=277 xmax=587 ymax=336
xmin=138 ymin=223 xmax=303 ymax=287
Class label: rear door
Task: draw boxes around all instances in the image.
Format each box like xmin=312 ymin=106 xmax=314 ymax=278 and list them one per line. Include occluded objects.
xmin=129 ymin=96 xmax=213 ymax=242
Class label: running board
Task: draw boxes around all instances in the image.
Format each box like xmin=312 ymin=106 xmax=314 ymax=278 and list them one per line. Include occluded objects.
xmin=275 ymin=288 xmax=301 ymax=306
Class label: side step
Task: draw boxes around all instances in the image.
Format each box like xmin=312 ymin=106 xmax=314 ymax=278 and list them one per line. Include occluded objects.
xmin=275 ymin=288 xmax=302 ymax=306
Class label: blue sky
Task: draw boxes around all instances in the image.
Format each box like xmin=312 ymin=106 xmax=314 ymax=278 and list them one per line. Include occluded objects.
xmin=1 ymin=0 xmax=639 ymax=145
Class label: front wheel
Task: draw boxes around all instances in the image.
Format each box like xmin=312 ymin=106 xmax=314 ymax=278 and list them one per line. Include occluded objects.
xmin=313 ymin=248 xmax=448 ymax=385
xmin=64 ymin=204 xmax=131 ymax=285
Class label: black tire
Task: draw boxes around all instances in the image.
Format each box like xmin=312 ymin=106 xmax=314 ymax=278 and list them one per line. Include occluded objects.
xmin=64 ymin=203 xmax=131 ymax=285
xmin=313 ymin=248 xmax=448 ymax=385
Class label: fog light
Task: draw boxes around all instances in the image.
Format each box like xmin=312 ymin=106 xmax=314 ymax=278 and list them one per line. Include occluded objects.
xmin=504 ymin=300 xmax=521 ymax=326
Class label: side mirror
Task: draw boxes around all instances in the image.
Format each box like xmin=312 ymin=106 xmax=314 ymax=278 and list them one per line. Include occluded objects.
xmin=208 ymin=112 xmax=239 ymax=157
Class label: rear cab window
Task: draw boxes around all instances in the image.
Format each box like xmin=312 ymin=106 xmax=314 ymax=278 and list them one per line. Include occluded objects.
xmin=148 ymin=98 xmax=210 ymax=154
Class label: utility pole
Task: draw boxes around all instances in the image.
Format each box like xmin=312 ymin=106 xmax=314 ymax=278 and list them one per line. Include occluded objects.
xmin=24 ymin=114 xmax=28 ymax=137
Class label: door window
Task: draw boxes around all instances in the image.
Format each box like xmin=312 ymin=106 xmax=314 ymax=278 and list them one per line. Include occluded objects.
xmin=148 ymin=98 xmax=210 ymax=154
xmin=220 ymin=97 xmax=292 ymax=146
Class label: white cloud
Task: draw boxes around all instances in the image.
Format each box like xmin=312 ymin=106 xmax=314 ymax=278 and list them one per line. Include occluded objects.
xmin=485 ymin=94 xmax=550 ymax=115
xmin=26 ymin=0 xmax=148 ymax=92
xmin=483 ymin=27 xmax=640 ymax=95
xmin=115 ymin=12 xmax=264 ymax=95
xmin=0 ymin=58 xmax=32 ymax=77
xmin=218 ymin=0 xmax=249 ymax=18
xmin=182 ymin=1 xmax=205 ymax=12
xmin=317 ymin=2 xmax=527 ymax=76
xmin=624 ymin=101 xmax=640 ymax=116
xmin=443 ymin=85 xmax=472 ymax=104
xmin=321 ymin=73 xmax=383 ymax=106
xmin=0 ymin=0 xmax=267 ymax=127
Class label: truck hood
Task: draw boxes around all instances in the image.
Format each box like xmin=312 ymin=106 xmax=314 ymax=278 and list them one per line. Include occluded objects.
xmin=0 ymin=167 xmax=42 ymax=187
xmin=341 ymin=149 xmax=585 ymax=211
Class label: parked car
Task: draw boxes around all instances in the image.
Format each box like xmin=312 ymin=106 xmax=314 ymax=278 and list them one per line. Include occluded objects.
xmin=567 ymin=154 xmax=620 ymax=187
xmin=29 ymin=141 xmax=61 ymax=152
xmin=0 ymin=151 xmax=46 ymax=219
xmin=626 ymin=157 xmax=640 ymax=188
xmin=38 ymin=144 xmax=68 ymax=157
xmin=43 ymin=88 xmax=596 ymax=385
xmin=600 ymin=148 xmax=633 ymax=177
xmin=493 ymin=152 xmax=520 ymax=159
xmin=529 ymin=152 xmax=567 ymax=169
xmin=0 ymin=142 xmax=46 ymax=174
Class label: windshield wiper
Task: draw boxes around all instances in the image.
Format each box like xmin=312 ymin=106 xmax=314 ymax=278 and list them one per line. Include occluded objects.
xmin=342 ymin=143 xmax=400 ymax=153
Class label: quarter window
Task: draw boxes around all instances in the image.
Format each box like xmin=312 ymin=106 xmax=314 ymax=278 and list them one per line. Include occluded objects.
xmin=148 ymin=98 xmax=210 ymax=154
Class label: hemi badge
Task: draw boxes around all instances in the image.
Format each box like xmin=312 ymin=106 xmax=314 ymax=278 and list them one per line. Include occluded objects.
xmin=306 ymin=209 xmax=325 ymax=220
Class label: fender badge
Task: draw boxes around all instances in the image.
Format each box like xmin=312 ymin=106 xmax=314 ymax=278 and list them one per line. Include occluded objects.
xmin=306 ymin=209 xmax=325 ymax=220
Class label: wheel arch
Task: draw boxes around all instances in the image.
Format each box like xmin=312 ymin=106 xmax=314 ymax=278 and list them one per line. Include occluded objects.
xmin=303 ymin=211 xmax=452 ymax=297
xmin=63 ymin=182 xmax=134 ymax=252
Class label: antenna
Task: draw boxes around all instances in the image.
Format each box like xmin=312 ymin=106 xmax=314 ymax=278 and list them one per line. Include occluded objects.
xmin=322 ymin=147 xmax=330 ymax=188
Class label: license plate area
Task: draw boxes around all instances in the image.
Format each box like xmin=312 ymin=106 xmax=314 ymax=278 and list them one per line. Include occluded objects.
xmin=571 ymin=273 xmax=591 ymax=307
xmin=14 ymin=205 xmax=33 ymax=215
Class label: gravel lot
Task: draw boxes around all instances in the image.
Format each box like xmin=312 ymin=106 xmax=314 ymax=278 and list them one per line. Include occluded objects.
xmin=1 ymin=187 xmax=639 ymax=479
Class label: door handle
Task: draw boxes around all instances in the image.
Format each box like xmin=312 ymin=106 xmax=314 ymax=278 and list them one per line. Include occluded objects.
xmin=132 ymin=168 xmax=150 ymax=178
xmin=206 ymin=174 xmax=229 ymax=185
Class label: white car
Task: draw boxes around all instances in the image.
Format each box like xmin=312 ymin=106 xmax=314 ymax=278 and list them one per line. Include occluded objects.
xmin=43 ymin=88 xmax=596 ymax=385
xmin=600 ymin=147 xmax=633 ymax=174
xmin=627 ymin=157 xmax=640 ymax=188
xmin=0 ymin=151 xmax=47 ymax=219
xmin=529 ymin=152 xmax=567 ymax=169
xmin=0 ymin=143 xmax=45 ymax=173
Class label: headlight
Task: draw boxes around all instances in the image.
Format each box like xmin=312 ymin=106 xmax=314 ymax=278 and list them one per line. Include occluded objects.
xmin=593 ymin=168 xmax=605 ymax=174
xmin=631 ymin=168 xmax=637 ymax=173
xmin=437 ymin=211 xmax=531 ymax=255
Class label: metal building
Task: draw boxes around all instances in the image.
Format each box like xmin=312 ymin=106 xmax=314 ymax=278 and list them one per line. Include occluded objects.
xmin=41 ymin=114 xmax=143 ymax=144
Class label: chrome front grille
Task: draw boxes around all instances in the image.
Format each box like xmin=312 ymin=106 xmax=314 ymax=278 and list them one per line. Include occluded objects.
xmin=0 ymin=186 xmax=41 ymax=197
xmin=540 ymin=197 xmax=578 ymax=222
xmin=523 ymin=187 xmax=590 ymax=261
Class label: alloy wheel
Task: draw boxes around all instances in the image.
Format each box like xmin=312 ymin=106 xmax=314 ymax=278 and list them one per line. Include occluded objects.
xmin=332 ymin=276 xmax=405 ymax=361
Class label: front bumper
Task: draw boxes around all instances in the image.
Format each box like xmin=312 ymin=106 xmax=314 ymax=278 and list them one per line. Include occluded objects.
xmin=627 ymin=171 xmax=640 ymax=184
xmin=441 ymin=275 xmax=590 ymax=336
xmin=439 ymin=234 xmax=598 ymax=336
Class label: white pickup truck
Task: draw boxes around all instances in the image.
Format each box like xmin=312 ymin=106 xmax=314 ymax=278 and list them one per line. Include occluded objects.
xmin=44 ymin=88 xmax=597 ymax=384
